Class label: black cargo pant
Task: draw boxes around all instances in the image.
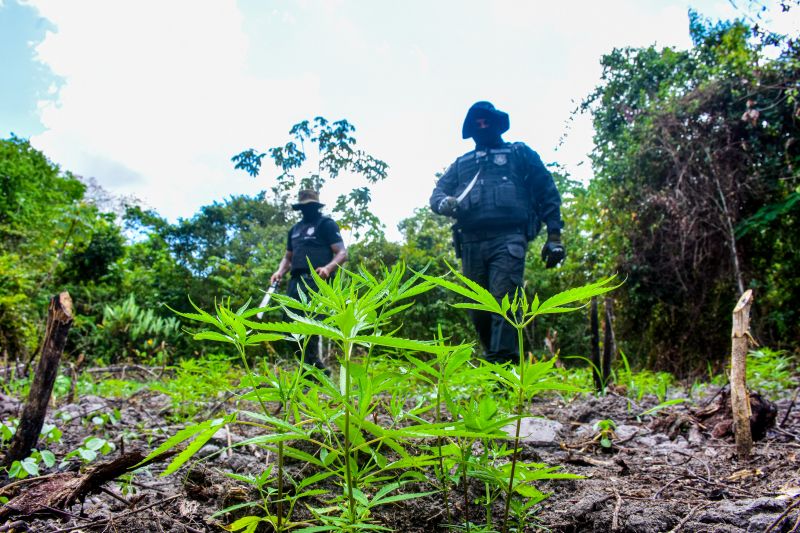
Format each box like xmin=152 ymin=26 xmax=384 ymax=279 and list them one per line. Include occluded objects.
xmin=460 ymin=230 xmax=527 ymax=365
xmin=287 ymin=272 xmax=326 ymax=370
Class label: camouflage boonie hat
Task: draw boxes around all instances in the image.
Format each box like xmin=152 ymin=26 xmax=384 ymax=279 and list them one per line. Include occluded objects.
xmin=291 ymin=189 xmax=324 ymax=210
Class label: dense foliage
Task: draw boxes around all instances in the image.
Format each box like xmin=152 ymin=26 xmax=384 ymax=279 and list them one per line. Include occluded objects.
xmin=581 ymin=12 xmax=800 ymax=371
xmin=1 ymin=13 xmax=797 ymax=377
xmin=1 ymin=136 xmax=101 ymax=361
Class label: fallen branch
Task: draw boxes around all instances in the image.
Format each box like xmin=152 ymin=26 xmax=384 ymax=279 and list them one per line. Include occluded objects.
xmin=50 ymin=494 xmax=181 ymax=533
xmin=0 ymin=449 xmax=175 ymax=520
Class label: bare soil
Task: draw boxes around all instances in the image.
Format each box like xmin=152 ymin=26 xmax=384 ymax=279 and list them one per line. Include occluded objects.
xmin=1 ymin=381 xmax=798 ymax=532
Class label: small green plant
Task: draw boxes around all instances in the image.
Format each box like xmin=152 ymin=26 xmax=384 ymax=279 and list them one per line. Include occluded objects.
xmin=7 ymin=449 xmax=56 ymax=479
xmin=616 ymin=351 xmax=674 ymax=402
xmin=563 ymin=351 xmax=675 ymax=403
xmin=82 ymin=376 xmax=148 ymax=398
xmin=150 ymin=354 xmax=240 ymax=421
xmin=592 ymin=419 xmax=616 ymax=450
xmin=0 ymin=419 xmax=17 ymax=445
xmin=61 ymin=436 xmax=116 ymax=467
xmin=746 ymin=348 xmax=798 ymax=399
xmin=85 ymin=408 xmax=121 ymax=430
xmin=79 ymin=294 xmax=182 ymax=364
xmin=1 ymin=419 xmax=62 ymax=448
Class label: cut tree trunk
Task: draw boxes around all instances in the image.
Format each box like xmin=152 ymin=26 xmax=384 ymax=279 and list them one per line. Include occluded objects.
xmin=730 ymin=289 xmax=754 ymax=460
xmin=3 ymin=293 xmax=73 ymax=466
xmin=590 ymin=297 xmax=602 ymax=392
xmin=0 ymin=450 xmax=176 ymax=519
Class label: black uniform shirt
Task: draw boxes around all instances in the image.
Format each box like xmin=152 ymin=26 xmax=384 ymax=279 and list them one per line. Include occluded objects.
xmin=287 ymin=218 xmax=342 ymax=251
xmin=430 ymin=142 xmax=563 ymax=233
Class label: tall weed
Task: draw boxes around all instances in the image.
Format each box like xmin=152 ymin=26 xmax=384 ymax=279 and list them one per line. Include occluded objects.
xmin=142 ymin=262 xmax=610 ymax=532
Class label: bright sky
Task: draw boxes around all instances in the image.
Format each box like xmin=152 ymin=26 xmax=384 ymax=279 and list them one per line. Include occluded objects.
xmin=2 ymin=0 xmax=797 ymax=241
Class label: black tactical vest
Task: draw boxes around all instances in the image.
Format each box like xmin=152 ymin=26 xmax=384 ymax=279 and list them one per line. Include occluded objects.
xmin=290 ymin=216 xmax=334 ymax=274
xmin=452 ymin=143 xmax=530 ymax=230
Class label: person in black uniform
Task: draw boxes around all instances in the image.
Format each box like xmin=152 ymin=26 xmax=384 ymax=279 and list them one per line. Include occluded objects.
xmin=271 ymin=189 xmax=347 ymax=370
xmin=430 ymin=101 xmax=565 ymax=365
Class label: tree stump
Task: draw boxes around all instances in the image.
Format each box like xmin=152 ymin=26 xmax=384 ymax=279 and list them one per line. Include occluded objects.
xmin=730 ymin=289 xmax=753 ymax=460
xmin=4 ymin=293 xmax=73 ymax=466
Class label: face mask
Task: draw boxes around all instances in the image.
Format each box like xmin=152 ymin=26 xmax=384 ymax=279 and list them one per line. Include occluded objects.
xmin=299 ymin=205 xmax=321 ymax=220
xmin=473 ymin=128 xmax=502 ymax=147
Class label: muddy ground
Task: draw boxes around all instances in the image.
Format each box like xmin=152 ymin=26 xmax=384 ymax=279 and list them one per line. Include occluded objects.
xmin=1 ymin=379 xmax=798 ymax=532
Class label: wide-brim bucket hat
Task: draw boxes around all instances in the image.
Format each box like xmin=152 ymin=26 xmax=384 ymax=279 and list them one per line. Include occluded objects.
xmin=462 ymin=101 xmax=510 ymax=139
xmin=291 ymin=189 xmax=325 ymax=210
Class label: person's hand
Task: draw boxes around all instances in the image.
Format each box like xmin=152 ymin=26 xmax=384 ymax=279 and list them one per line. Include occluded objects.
xmin=270 ymin=271 xmax=283 ymax=284
xmin=437 ymin=196 xmax=459 ymax=217
xmin=541 ymin=233 xmax=565 ymax=269
xmin=315 ymin=265 xmax=333 ymax=280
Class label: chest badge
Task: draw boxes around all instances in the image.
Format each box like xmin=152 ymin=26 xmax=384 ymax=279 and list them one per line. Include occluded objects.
xmin=493 ymin=153 xmax=508 ymax=166
xmin=306 ymin=227 xmax=316 ymax=236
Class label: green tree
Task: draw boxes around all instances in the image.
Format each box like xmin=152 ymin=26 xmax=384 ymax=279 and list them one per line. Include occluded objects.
xmin=0 ymin=136 xmax=98 ymax=361
xmin=581 ymin=12 xmax=800 ymax=372
xmin=233 ymin=117 xmax=389 ymax=240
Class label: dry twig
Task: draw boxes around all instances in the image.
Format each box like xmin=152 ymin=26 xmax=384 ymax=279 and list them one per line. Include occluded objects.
xmin=764 ymin=496 xmax=800 ymax=533
xmin=611 ymin=488 xmax=623 ymax=531
xmin=668 ymin=502 xmax=710 ymax=533
xmin=50 ymin=494 xmax=181 ymax=533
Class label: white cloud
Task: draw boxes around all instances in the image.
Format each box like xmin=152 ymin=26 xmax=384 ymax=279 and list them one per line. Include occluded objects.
xmin=22 ymin=0 xmax=789 ymax=244
xmin=29 ymin=0 xmax=321 ymax=219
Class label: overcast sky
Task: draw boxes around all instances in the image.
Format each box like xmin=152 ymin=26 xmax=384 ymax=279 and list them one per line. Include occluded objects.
xmin=2 ymin=0 xmax=797 ymax=241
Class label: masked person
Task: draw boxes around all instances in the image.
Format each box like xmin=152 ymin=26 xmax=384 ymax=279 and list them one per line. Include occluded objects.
xmin=430 ymin=101 xmax=565 ymax=365
xmin=271 ymin=189 xmax=347 ymax=371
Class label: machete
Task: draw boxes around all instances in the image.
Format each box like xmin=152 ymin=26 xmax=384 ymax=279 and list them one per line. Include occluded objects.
xmin=256 ymin=281 xmax=279 ymax=319
xmin=456 ymin=169 xmax=481 ymax=204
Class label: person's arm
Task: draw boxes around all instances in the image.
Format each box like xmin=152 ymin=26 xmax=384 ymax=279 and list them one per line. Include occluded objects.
xmin=314 ymin=219 xmax=347 ymax=279
xmin=271 ymin=251 xmax=293 ymax=284
xmin=520 ymin=145 xmax=563 ymax=235
xmin=315 ymin=242 xmax=347 ymax=280
xmin=271 ymin=228 xmax=294 ymax=284
xmin=518 ymin=144 xmax=565 ymax=268
xmin=430 ymin=162 xmax=459 ymax=216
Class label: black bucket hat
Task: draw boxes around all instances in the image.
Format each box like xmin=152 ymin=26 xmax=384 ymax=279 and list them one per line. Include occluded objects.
xmin=461 ymin=101 xmax=510 ymax=139
xmin=291 ymin=189 xmax=324 ymax=210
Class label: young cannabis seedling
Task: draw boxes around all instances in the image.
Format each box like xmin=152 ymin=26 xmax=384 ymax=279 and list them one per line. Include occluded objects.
xmin=422 ymin=265 xmax=618 ymax=532
xmin=592 ymin=419 xmax=617 ymax=451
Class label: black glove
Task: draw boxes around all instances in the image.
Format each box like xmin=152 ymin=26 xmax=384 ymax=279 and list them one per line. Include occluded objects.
xmin=437 ymin=196 xmax=459 ymax=217
xmin=541 ymin=232 xmax=565 ymax=269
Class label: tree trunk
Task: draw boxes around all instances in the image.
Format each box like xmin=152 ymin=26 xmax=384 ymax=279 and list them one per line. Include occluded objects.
xmin=590 ymin=297 xmax=602 ymax=392
xmin=730 ymin=289 xmax=754 ymax=460
xmin=4 ymin=293 xmax=73 ymax=466
xmin=602 ymin=297 xmax=616 ymax=386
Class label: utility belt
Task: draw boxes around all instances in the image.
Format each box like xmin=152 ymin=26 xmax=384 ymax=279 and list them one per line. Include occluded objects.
xmin=452 ymin=225 xmax=525 ymax=258
xmin=459 ymin=225 xmax=525 ymax=243
xmin=452 ymin=211 xmax=541 ymax=258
